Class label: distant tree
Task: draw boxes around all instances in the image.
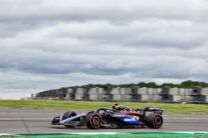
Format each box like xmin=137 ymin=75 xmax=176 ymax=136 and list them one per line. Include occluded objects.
xmin=146 ymin=82 xmax=158 ymax=88
xmin=160 ymin=83 xmax=178 ymax=88
xmin=180 ymin=80 xmax=208 ymax=88
xmin=138 ymin=82 xmax=148 ymax=87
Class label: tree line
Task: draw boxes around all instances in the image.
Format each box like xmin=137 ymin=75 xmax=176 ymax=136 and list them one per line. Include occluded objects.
xmin=79 ymin=80 xmax=208 ymax=89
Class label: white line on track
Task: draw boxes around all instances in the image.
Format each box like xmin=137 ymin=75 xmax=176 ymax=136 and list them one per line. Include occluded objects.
xmin=175 ymin=132 xmax=196 ymax=134
xmin=71 ymin=132 xmax=118 ymax=135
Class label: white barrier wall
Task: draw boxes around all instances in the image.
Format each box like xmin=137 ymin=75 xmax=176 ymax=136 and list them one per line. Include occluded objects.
xmin=169 ymin=88 xmax=179 ymax=95
xmin=120 ymin=95 xmax=131 ymax=101
xmin=140 ymin=95 xmax=149 ymax=101
xmin=89 ymin=94 xmax=98 ymax=101
xmin=67 ymin=88 xmax=73 ymax=93
xmin=112 ymin=94 xmax=121 ymax=101
xmin=120 ymin=88 xmax=132 ymax=95
xmin=179 ymin=88 xmax=192 ymax=96
xmin=110 ymin=87 xmax=120 ymax=95
xmin=36 ymin=86 xmax=208 ymax=103
xmin=97 ymin=88 xmax=105 ymax=95
xmin=76 ymin=88 xmax=86 ymax=94
xmin=75 ymin=88 xmax=86 ymax=100
xmin=137 ymin=88 xmax=162 ymax=102
xmin=88 ymin=88 xmax=97 ymax=95
xmin=204 ymin=96 xmax=208 ymax=103
xmin=183 ymin=96 xmax=194 ymax=102
xmin=148 ymin=88 xmax=161 ymax=95
xmin=140 ymin=94 xmax=162 ymax=102
xmin=171 ymin=95 xmax=193 ymax=102
xmin=201 ymin=88 xmax=208 ymax=96
xmin=137 ymin=87 xmax=148 ymax=95
xmin=111 ymin=88 xmax=132 ymax=101
xmin=75 ymin=93 xmax=84 ymax=100
xmin=64 ymin=88 xmax=74 ymax=100
xmin=88 ymin=87 xmax=106 ymax=100
xmin=171 ymin=95 xmax=182 ymax=102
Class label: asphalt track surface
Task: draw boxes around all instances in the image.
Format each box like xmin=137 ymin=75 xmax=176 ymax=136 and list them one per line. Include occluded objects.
xmin=0 ymin=108 xmax=208 ymax=134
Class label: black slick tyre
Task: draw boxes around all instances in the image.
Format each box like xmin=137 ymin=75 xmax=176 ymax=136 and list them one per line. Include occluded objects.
xmin=86 ymin=112 xmax=102 ymax=129
xmin=146 ymin=113 xmax=163 ymax=129
xmin=62 ymin=111 xmax=77 ymax=128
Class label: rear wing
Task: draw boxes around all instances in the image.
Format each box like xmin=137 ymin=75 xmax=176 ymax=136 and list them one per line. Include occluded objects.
xmin=145 ymin=107 xmax=163 ymax=115
xmin=144 ymin=107 xmax=163 ymax=115
xmin=135 ymin=107 xmax=163 ymax=115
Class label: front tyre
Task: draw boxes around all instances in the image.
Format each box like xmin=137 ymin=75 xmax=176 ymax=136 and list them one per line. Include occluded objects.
xmin=62 ymin=111 xmax=77 ymax=128
xmin=86 ymin=113 xmax=102 ymax=129
xmin=146 ymin=113 xmax=163 ymax=129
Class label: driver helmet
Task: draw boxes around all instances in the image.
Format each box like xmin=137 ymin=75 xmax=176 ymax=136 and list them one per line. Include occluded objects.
xmin=112 ymin=103 xmax=120 ymax=110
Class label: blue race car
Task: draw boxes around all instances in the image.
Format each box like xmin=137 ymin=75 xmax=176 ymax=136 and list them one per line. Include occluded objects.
xmin=51 ymin=106 xmax=163 ymax=129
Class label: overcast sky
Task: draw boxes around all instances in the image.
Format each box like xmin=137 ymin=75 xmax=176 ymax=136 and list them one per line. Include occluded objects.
xmin=1 ymin=0 xmax=208 ymax=99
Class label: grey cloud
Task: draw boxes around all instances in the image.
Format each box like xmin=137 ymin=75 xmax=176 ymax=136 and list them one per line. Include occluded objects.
xmin=44 ymin=20 xmax=207 ymax=49
xmin=0 ymin=0 xmax=208 ymax=99
xmin=1 ymin=0 xmax=208 ymax=22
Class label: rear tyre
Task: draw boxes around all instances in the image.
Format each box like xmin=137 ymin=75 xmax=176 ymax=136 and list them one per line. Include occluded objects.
xmin=86 ymin=112 xmax=102 ymax=129
xmin=62 ymin=111 xmax=77 ymax=128
xmin=146 ymin=113 xmax=163 ymax=129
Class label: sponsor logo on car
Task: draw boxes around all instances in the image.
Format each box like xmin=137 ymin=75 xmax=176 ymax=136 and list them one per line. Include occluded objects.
xmin=124 ymin=118 xmax=136 ymax=121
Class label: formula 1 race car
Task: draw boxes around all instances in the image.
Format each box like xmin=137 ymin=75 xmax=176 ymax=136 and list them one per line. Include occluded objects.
xmin=51 ymin=106 xmax=163 ymax=129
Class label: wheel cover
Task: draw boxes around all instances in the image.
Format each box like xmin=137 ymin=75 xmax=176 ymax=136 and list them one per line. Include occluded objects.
xmin=92 ymin=116 xmax=101 ymax=126
xmin=154 ymin=116 xmax=162 ymax=126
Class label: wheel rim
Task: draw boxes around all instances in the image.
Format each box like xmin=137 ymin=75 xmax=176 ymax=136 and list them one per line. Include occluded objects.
xmin=92 ymin=116 xmax=100 ymax=126
xmin=154 ymin=116 xmax=162 ymax=126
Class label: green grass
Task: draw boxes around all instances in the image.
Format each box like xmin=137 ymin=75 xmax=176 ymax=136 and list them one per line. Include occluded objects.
xmin=1 ymin=133 xmax=208 ymax=138
xmin=0 ymin=136 xmax=146 ymax=138
xmin=0 ymin=100 xmax=208 ymax=114
xmin=0 ymin=136 xmax=208 ymax=138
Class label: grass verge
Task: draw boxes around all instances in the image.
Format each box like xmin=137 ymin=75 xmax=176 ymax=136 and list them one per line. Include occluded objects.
xmin=1 ymin=133 xmax=208 ymax=138
xmin=0 ymin=100 xmax=208 ymax=114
